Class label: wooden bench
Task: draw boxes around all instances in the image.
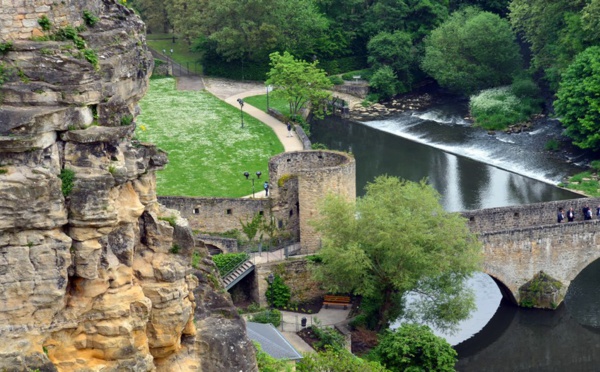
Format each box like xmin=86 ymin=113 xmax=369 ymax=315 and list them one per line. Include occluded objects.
xmin=323 ymin=295 xmax=351 ymax=309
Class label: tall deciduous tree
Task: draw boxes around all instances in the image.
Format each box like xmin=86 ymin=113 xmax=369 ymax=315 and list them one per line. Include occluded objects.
xmin=374 ymin=324 xmax=457 ymax=372
xmin=508 ymin=0 xmax=600 ymax=91
xmin=266 ymin=51 xmax=332 ymax=119
xmin=554 ymin=46 xmax=600 ymax=151
xmin=311 ymin=176 xmax=481 ymax=332
xmin=421 ymin=7 xmax=522 ymax=95
xmin=367 ymin=31 xmax=414 ymax=93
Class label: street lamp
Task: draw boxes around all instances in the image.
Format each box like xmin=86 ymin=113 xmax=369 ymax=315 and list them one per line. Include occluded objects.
xmin=267 ymin=273 xmax=274 ymax=284
xmin=243 ymin=170 xmax=262 ymax=198
xmin=237 ymin=98 xmax=244 ymax=128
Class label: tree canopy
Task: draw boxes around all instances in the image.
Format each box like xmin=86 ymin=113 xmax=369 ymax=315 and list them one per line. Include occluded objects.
xmin=311 ymin=176 xmax=481 ymax=331
xmin=266 ymin=51 xmax=332 ymax=119
xmin=422 ymin=7 xmax=522 ymax=95
xmin=554 ymin=46 xmax=600 ymax=151
xmin=374 ymin=324 xmax=457 ymax=372
xmin=297 ymin=347 xmax=389 ymax=372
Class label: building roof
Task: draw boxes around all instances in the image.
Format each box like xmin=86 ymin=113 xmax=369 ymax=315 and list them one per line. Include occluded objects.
xmin=246 ymin=321 xmax=303 ymax=361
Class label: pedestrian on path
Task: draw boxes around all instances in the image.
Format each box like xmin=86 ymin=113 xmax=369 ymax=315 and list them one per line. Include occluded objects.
xmin=557 ymin=208 xmax=565 ymax=223
xmin=287 ymin=122 xmax=293 ymax=137
xmin=264 ymin=181 xmax=269 ymax=196
xmin=567 ymin=207 xmax=575 ymax=222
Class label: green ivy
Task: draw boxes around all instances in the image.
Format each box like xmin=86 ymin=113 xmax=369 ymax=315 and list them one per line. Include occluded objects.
xmin=265 ymin=274 xmax=290 ymax=308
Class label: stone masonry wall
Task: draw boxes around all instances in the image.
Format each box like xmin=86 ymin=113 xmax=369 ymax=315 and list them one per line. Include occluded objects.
xmin=463 ymin=197 xmax=600 ymax=233
xmin=269 ymin=151 xmax=356 ymax=254
xmin=158 ymin=196 xmax=271 ymax=233
xmin=0 ymin=0 xmax=104 ymax=41
xmin=479 ymin=220 xmax=600 ymax=307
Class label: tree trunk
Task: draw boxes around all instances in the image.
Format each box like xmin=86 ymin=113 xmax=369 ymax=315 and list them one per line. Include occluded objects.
xmin=376 ymin=286 xmax=394 ymax=332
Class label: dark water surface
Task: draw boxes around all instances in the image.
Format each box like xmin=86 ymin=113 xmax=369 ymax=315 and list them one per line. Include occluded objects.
xmin=311 ymin=113 xmax=600 ymax=371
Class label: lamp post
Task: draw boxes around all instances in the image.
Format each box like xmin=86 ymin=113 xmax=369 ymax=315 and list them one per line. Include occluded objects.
xmin=267 ymin=273 xmax=274 ymax=284
xmin=237 ymin=98 xmax=244 ymax=128
xmin=243 ymin=170 xmax=262 ymax=198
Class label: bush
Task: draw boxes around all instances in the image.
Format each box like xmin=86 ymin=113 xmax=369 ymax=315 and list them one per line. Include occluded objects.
xmin=212 ymin=252 xmax=250 ymax=276
xmin=265 ymin=274 xmax=291 ymax=308
xmin=329 ymin=75 xmax=344 ymax=85
xmin=370 ymin=66 xmax=398 ymax=100
xmin=469 ymin=87 xmax=528 ymax=130
xmin=311 ymin=324 xmax=346 ymax=351
xmin=83 ymin=10 xmax=99 ymax=27
xmin=341 ymin=68 xmax=373 ymax=81
xmin=254 ymin=341 xmax=293 ymax=372
xmin=38 ymin=15 xmax=52 ymax=31
xmin=545 ymin=139 xmax=560 ymax=151
xmin=250 ymin=309 xmax=281 ymax=327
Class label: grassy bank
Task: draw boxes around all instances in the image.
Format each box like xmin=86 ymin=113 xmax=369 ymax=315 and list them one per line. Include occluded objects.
xmin=147 ymin=33 xmax=202 ymax=72
xmin=243 ymin=94 xmax=291 ymax=117
xmin=136 ymin=77 xmax=284 ymax=197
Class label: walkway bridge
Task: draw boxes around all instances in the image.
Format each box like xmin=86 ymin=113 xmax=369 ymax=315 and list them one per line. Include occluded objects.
xmin=463 ymin=197 xmax=600 ymax=308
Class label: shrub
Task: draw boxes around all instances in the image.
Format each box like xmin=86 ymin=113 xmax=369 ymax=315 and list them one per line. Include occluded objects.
xmin=38 ymin=15 xmax=52 ymax=31
xmin=328 ymin=75 xmax=344 ymax=85
xmin=191 ymin=250 xmax=202 ymax=269
xmin=370 ymin=66 xmax=398 ymax=100
xmin=120 ymin=114 xmax=133 ymax=126
xmin=311 ymin=323 xmax=345 ymax=351
xmin=83 ymin=48 xmax=98 ymax=69
xmin=591 ymin=160 xmax=600 ymax=172
xmin=469 ymin=86 xmax=526 ymax=130
xmin=254 ymin=341 xmax=293 ymax=372
xmin=265 ymin=274 xmax=291 ymax=308
xmin=249 ymin=309 xmax=281 ymax=327
xmin=83 ymin=10 xmax=99 ymax=27
xmin=212 ymin=252 xmax=249 ymax=276
xmin=59 ymin=168 xmax=75 ymax=197
xmin=341 ymin=68 xmax=373 ymax=81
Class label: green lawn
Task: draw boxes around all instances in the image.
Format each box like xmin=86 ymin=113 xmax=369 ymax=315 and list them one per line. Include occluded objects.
xmin=136 ymin=77 xmax=284 ymax=197
xmin=147 ymin=33 xmax=202 ymax=73
xmin=243 ymin=94 xmax=291 ymax=117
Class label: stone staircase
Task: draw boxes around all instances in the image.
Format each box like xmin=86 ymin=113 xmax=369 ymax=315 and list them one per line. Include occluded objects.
xmin=222 ymin=260 xmax=255 ymax=290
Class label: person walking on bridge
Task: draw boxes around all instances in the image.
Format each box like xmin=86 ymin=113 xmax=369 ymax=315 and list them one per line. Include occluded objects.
xmin=583 ymin=205 xmax=592 ymax=220
xmin=557 ymin=208 xmax=565 ymax=223
xmin=567 ymin=207 xmax=575 ymax=222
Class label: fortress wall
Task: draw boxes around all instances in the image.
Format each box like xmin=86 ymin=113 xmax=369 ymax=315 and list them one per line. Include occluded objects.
xmin=158 ymin=196 xmax=270 ymax=233
xmin=463 ymin=197 xmax=600 ymax=233
xmin=0 ymin=0 xmax=105 ymax=40
xmin=479 ymin=220 xmax=600 ymax=305
xmin=269 ymin=150 xmax=356 ymax=254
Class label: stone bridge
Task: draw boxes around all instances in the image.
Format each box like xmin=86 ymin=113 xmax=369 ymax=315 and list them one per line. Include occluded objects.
xmin=463 ymin=197 xmax=600 ymax=308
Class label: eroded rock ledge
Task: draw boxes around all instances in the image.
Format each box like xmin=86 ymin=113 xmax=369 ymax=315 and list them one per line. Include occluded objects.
xmin=0 ymin=1 xmax=256 ymax=371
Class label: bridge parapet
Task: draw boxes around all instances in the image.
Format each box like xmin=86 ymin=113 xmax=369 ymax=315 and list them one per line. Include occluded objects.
xmin=462 ymin=197 xmax=600 ymax=234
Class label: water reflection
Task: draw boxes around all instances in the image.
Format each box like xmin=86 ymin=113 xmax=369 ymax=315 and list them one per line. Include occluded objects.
xmin=565 ymin=259 xmax=600 ymax=328
xmin=311 ymin=117 xmax=579 ymax=211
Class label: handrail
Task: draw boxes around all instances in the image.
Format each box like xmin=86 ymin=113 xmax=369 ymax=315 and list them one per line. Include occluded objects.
xmin=222 ymin=258 xmax=252 ymax=278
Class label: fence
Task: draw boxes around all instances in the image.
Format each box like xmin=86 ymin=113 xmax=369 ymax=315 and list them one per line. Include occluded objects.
xmin=150 ymin=48 xmax=202 ymax=76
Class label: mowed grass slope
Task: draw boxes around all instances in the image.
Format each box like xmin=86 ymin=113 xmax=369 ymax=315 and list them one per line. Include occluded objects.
xmin=136 ymin=78 xmax=284 ymax=197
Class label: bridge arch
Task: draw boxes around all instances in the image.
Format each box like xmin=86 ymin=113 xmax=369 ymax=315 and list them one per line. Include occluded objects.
xmin=486 ymin=274 xmax=517 ymax=305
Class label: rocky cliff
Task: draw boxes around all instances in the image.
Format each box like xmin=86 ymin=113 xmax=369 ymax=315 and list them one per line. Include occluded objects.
xmin=0 ymin=1 xmax=257 ymax=370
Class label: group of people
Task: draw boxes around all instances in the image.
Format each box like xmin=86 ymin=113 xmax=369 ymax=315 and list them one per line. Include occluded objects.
xmin=557 ymin=205 xmax=600 ymax=223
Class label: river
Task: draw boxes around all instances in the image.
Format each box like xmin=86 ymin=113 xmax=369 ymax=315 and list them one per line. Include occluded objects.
xmin=310 ymin=105 xmax=600 ymax=371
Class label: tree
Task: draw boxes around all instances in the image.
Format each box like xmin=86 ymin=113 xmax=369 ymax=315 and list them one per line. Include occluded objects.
xmin=266 ymin=51 xmax=332 ymax=119
xmin=374 ymin=324 xmax=457 ymax=372
xmin=508 ymin=0 xmax=599 ymax=91
xmin=367 ymin=31 xmax=414 ymax=93
xmin=129 ymin=0 xmax=170 ymax=33
xmin=311 ymin=176 xmax=481 ymax=332
xmin=297 ymin=346 xmax=389 ymax=372
xmin=421 ymin=7 xmax=522 ymax=95
xmin=554 ymin=46 xmax=600 ymax=151
xmin=166 ymin=0 xmax=327 ymax=62
xmin=369 ymin=66 xmax=400 ymax=100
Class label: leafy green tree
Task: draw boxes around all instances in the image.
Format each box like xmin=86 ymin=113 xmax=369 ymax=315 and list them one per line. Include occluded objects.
xmin=374 ymin=324 xmax=457 ymax=372
xmin=422 ymin=7 xmax=522 ymax=95
xmin=367 ymin=31 xmax=414 ymax=93
xmin=167 ymin=0 xmax=327 ymax=62
xmin=370 ymin=66 xmax=400 ymax=100
xmin=508 ymin=0 xmax=600 ymax=91
xmin=266 ymin=51 xmax=332 ymax=119
xmin=554 ymin=46 xmax=600 ymax=151
xmin=450 ymin=0 xmax=510 ymax=15
xmin=311 ymin=176 xmax=481 ymax=332
xmin=129 ymin=0 xmax=170 ymax=33
xmin=297 ymin=346 xmax=390 ymax=372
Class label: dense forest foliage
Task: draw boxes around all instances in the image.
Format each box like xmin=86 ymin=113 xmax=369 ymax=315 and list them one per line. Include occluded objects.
xmin=131 ymin=0 xmax=600 ymax=150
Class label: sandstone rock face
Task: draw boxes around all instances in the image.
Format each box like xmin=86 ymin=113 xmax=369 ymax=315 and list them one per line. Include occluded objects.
xmin=0 ymin=1 xmax=257 ymax=371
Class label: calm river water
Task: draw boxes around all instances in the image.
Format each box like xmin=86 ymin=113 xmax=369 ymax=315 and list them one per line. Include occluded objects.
xmin=311 ymin=105 xmax=600 ymax=371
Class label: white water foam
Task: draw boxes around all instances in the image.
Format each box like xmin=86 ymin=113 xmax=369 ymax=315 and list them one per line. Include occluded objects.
xmin=361 ymin=120 xmax=562 ymax=185
xmin=411 ymin=111 xmax=470 ymax=126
